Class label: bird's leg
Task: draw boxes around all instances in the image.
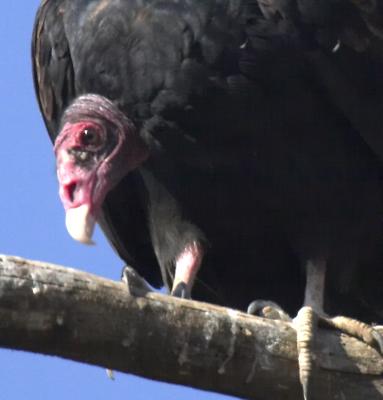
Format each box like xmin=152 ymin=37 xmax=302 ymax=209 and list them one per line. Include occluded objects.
xmin=246 ymin=260 xmax=325 ymax=400
xmin=295 ymin=259 xmax=383 ymax=400
xmin=171 ymin=241 xmax=204 ymax=299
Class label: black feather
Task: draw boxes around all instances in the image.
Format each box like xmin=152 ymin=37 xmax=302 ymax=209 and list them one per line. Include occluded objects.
xmin=33 ymin=0 xmax=383 ymax=319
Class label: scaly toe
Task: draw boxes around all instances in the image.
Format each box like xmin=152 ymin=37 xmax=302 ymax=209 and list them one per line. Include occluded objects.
xmin=293 ymin=306 xmax=318 ymax=400
xmin=322 ymin=316 xmax=383 ymax=353
xmin=247 ymin=299 xmax=291 ymax=321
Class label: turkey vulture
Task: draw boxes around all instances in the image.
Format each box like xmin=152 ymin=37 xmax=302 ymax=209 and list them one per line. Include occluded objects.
xmin=33 ymin=0 xmax=383 ymax=398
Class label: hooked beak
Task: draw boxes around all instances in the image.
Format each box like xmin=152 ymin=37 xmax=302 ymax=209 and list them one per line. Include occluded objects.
xmin=56 ymin=146 xmax=99 ymax=245
xmin=65 ymin=204 xmax=96 ymax=245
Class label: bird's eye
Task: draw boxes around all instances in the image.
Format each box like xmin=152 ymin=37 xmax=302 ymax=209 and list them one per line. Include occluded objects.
xmin=81 ymin=128 xmax=101 ymax=147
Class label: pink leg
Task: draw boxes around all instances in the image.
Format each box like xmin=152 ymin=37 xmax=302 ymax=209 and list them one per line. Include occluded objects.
xmin=171 ymin=241 xmax=204 ymax=298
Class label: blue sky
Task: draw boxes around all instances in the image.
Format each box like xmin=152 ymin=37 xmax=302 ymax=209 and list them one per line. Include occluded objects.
xmin=0 ymin=2 xmax=238 ymax=399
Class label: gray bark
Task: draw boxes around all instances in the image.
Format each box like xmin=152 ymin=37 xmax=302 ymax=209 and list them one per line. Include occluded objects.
xmin=0 ymin=254 xmax=382 ymax=400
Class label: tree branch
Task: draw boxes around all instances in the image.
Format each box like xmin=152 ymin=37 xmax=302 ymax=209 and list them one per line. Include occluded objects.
xmin=0 ymin=254 xmax=382 ymax=399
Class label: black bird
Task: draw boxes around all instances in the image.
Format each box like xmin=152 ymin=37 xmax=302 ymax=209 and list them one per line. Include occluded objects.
xmin=33 ymin=0 xmax=383 ymax=398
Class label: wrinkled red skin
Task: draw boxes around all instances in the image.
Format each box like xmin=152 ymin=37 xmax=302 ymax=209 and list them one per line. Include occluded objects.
xmin=54 ymin=96 xmax=202 ymax=295
xmin=55 ymin=122 xmax=100 ymax=212
xmin=55 ymin=119 xmax=149 ymax=218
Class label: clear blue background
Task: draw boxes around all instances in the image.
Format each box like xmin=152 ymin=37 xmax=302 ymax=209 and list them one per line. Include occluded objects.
xmin=0 ymin=2 xmax=239 ymax=399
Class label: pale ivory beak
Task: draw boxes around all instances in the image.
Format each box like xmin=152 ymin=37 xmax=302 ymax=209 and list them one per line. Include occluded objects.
xmin=65 ymin=204 xmax=96 ymax=245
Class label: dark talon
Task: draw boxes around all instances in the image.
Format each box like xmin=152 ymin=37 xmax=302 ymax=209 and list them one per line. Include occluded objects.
xmin=371 ymin=330 xmax=383 ymax=354
xmin=373 ymin=326 xmax=383 ymax=353
xmin=121 ymin=265 xmax=152 ymax=296
xmin=171 ymin=281 xmax=190 ymax=299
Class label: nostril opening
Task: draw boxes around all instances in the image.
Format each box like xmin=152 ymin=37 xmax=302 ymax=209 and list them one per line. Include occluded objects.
xmin=66 ymin=182 xmax=77 ymax=203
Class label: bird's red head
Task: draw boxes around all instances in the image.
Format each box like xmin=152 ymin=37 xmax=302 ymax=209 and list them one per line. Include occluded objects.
xmin=54 ymin=94 xmax=149 ymax=244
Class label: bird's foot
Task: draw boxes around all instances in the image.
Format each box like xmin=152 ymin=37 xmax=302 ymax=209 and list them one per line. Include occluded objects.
xmin=121 ymin=265 xmax=152 ymax=296
xmin=170 ymin=241 xmax=203 ymax=299
xmin=293 ymin=308 xmax=383 ymax=400
xmin=247 ymin=301 xmax=315 ymax=400
xmin=170 ymin=282 xmax=191 ymax=299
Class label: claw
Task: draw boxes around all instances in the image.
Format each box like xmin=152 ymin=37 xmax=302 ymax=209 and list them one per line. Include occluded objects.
xmin=121 ymin=265 xmax=152 ymax=296
xmin=106 ymin=369 xmax=115 ymax=380
xmin=371 ymin=329 xmax=383 ymax=354
xmin=332 ymin=39 xmax=341 ymax=53
xmin=171 ymin=281 xmax=190 ymax=299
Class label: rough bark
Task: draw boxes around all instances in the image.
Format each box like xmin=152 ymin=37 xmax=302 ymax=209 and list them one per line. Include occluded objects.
xmin=0 ymin=254 xmax=382 ymax=400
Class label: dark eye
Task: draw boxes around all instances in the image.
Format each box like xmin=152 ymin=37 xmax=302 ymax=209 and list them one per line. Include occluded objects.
xmin=81 ymin=128 xmax=101 ymax=146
